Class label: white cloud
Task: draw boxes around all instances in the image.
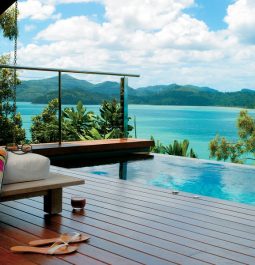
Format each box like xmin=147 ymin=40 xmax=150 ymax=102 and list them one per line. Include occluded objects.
xmin=13 ymin=0 xmax=255 ymax=90
xmin=36 ymin=16 xmax=101 ymax=41
xmin=104 ymin=0 xmax=195 ymax=31
xmin=18 ymin=0 xmax=57 ymax=20
xmin=18 ymin=0 xmax=100 ymax=21
xmin=225 ymin=0 xmax=255 ymax=44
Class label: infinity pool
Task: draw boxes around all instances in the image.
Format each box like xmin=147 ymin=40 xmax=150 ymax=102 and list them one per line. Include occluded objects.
xmin=73 ymin=154 xmax=255 ymax=205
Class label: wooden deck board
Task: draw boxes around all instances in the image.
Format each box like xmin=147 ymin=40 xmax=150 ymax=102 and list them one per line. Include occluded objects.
xmin=0 ymin=204 xmax=193 ymax=265
xmin=31 ymin=139 xmax=154 ymax=159
xmin=22 ymin=197 xmax=253 ymax=265
xmin=62 ymin=188 xmax=255 ymax=245
xmin=0 ymin=206 xmax=139 ymax=265
xmin=66 ymin=168 xmax=255 ymax=214
xmin=1 ymin=166 xmax=255 ymax=264
xmin=52 ymin=169 xmax=255 ymax=236
xmin=68 ymin=183 xmax=255 ymax=227
xmin=55 ymin=168 xmax=255 ymax=222
xmin=63 ymin=166 xmax=255 ymax=213
xmin=0 ymin=229 xmax=70 ymax=265
xmin=71 ymin=179 xmax=255 ymax=224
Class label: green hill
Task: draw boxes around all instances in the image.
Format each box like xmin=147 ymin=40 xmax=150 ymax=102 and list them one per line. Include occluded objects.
xmin=16 ymin=75 xmax=255 ymax=108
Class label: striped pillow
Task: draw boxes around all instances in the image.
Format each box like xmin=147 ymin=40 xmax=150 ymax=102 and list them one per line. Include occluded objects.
xmin=0 ymin=148 xmax=8 ymax=191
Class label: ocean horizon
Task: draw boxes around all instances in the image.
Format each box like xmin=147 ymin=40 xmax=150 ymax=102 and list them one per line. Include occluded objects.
xmin=17 ymin=102 xmax=255 ymax=160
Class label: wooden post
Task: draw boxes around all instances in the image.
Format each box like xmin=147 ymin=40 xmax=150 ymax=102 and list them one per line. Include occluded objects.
xmin=120 ymin=77 xmax=128 ymax=138
xmin=44 ymin=188 xmax=62 ymax=214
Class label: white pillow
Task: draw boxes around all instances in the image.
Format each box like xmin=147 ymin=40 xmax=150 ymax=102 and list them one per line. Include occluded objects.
xmin=3 ymin=152 xmax=50 ymax=184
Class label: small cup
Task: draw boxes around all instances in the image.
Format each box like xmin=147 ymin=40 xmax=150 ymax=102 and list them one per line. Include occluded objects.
xmin=71 ymin=197 xmax=86 ymax=209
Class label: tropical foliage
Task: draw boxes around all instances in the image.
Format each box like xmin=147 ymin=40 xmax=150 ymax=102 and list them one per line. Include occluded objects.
xmin=210 ymin=110 xmax=255 ymax=163
xmin=0 ymin=7 xmax=25 ymax=145
xmin=150 ymin=137 xmax=197 ymax=158
xmin=96 ymin=99 xmax=133 ymax=138
xmin=62 ymin=101 xmax=96 ymax=140
xmin=150 ymin=137 xmax=166 ymax=154
xmin=0 ymin=6 xmax=18 ymax=40
xmin=0 ymin=55 xmax=25 ymax=145
xmin=31 ymin=98 xmax=133 ymax=143
xmin=31 ymin=99 xmax=59 ymax=143
xmin=97 ymin=99 xmax=122 ymax=137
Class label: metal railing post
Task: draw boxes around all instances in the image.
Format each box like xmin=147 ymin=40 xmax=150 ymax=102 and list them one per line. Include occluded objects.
xmin=120 ymin=77 xmax=128 ymax=138
xmin=0 ymin=64 xmax=140 ymax=142
xmin=58 ymin=71 xmax=62 ymax=145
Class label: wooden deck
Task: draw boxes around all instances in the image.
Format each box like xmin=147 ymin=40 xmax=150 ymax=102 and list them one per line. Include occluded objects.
xmin=1 ymin=166 xmax=255 ymax=264
xmin=32 ymin=139 xmax=154 ymax=165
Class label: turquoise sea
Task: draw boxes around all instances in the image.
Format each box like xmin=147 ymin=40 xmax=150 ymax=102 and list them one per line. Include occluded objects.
xmin=17 ymin=102 xmax=254 ymax=160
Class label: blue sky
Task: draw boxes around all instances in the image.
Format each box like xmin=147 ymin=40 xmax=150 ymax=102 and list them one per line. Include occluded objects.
xmin=1 ymin=0 xmax=255 ymax=91
xmin=185 ymin=0 xmax=233 ymax=31
xmin=57 ymin=2 xmax=105 ymax=22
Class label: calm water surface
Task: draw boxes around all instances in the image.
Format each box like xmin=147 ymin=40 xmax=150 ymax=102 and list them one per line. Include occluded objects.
xmin=17 ymin=102 xmax=255 ymax=160
xmin=74 ymin=154 xmax=255 ymax=205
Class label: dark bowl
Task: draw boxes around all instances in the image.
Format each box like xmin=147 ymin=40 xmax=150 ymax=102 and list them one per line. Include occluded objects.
xmin=71 ymin=197 xmax=86 ymax=209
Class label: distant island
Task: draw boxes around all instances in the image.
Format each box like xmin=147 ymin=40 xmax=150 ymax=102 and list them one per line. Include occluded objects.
xmin=17 ymin=74 xmax=255 ymax=108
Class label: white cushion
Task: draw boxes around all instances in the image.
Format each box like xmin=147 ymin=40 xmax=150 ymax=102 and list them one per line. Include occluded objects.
xmin=3 ymin=152 xmax=50 ymax=184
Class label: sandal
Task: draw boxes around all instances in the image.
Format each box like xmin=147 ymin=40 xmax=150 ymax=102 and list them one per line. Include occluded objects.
xmin=11 ymin=242 xmax=78 ymax=255
xmin=28 ymin=232 xmax=90 ymax=247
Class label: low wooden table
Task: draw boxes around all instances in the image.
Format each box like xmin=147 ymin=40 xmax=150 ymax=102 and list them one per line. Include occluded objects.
xmin=0 ymin=172 xmax=84 ymax=214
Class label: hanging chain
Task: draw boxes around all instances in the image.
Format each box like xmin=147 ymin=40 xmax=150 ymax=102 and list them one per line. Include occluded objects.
xmin=13 ymin=0 xmax=18 ymax=143
xmin=13 ymin=0 xmax=18 ymax=105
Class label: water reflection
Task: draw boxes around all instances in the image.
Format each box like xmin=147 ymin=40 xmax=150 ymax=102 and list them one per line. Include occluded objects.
xmin=119 ymin=162 xmax=127 ymax=180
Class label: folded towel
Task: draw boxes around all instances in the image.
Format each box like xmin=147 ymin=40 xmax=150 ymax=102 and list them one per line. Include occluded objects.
xmin=3 ymin=152 xmax=50 ymax=184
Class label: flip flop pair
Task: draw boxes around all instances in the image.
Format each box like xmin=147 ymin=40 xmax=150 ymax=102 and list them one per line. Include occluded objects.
xmin=11 ymin=242 xmax=77 ymax=255
xmin=11 ymin=232 xmax=90 ymax=255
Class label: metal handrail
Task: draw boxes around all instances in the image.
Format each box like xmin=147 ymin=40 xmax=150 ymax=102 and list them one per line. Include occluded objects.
xmin=0 ymin=64 xmax=140 ymax=144
xmin=0 ymin=64 xmax=140 ymax=77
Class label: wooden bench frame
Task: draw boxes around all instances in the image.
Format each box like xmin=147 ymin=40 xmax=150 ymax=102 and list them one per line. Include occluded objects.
xmin=0 ymin=172 xmax=85 ymax=214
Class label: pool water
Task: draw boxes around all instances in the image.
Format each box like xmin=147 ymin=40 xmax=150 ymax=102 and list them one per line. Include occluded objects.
xmin=74 ymin=154 xmax=255 ymax=205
